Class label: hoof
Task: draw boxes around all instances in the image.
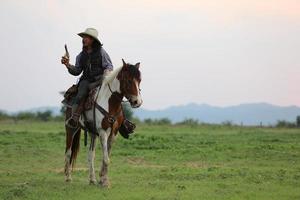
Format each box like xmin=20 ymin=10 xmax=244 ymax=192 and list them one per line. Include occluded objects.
xmin=65 ymin=177 xmax=72 ymax=182
xmin=104 ymin=157 xmax=110 ymax=165
xmin=99 ymin=178 xmax=110 ymax=188
xmin=89 ymin=179 xmax=97 ymax=185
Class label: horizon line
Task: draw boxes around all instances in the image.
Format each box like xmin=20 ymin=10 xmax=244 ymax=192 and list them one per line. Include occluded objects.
xmin=1 ymin=101 xmax=300 ymax=113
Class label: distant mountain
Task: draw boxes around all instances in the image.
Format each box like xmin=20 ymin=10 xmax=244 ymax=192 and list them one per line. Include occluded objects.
xmin=3 ymin=103 xmax=299 ymax=126
xmin=134 ymin=103 xmax=300 ymax=125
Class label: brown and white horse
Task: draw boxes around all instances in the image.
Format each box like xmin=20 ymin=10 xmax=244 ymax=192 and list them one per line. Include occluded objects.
xmin=64 ymin=59 xmax=142 ymax=187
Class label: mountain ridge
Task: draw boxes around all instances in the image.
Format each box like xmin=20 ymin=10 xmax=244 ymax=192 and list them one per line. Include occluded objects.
xmin=133 ymin=102 xmax=300 ymax=125
xmin=1 ymin=102 xmax=299 ymax=125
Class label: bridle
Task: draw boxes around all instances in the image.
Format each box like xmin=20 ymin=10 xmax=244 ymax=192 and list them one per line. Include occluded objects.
xmin=107 ymin=83 xmax=129 ymax=103
xmin=108 ymin=77 xmax=141 ymax=104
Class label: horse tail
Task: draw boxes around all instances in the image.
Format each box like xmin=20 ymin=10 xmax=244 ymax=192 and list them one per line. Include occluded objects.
xmin=70 ymin=128 xmax=81 ymax=168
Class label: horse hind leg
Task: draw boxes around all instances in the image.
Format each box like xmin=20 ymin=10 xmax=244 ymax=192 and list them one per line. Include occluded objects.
xmin=64 ymin=107 xmax=83 ymax=182
xmin=88 ymin=133 xmax=97 ymax=185
xmin=64 ymin=126 xmax=81 ymax=182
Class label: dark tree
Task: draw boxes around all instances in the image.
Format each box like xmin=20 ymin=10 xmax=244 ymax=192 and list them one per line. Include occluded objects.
xmin=15 ymin=112 xmax=36 ymax=120
xmin=36 ymin=110 xmax=52 ymax=121
xmin=0 ymin=110 xmax=9 ymax=120
xmin=297 ymin=116 xmax=300 ymax=128
xmin=60 ymin=105 xmax=66 ymax=116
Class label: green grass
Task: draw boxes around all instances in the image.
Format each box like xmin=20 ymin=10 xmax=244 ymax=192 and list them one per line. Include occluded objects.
xmin=0 ymin=121 xmax=299 ymax=200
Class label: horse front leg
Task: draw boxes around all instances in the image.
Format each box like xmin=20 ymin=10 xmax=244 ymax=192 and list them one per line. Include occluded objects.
xmin=88 ymin=133 xmax=97 ymax=184
xmin=99 ymin=129 xmax=110 ymax=188
xmin=107 ymin=130 xmax=116 ymax=156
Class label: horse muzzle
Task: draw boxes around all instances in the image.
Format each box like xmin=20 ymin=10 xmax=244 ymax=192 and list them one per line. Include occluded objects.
xmin=129 ymin=96 xmax=143 ymax=108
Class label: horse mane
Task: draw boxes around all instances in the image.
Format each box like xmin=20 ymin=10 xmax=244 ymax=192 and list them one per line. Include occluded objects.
xmin=102 ymin=62 xmax=141 ymax=85
xmin=102 ymin=66 xmax=123 ymax=84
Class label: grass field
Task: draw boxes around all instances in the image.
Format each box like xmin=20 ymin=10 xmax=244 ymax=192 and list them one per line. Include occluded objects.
xmin=0 ymin=121 xmax=299 ymax=200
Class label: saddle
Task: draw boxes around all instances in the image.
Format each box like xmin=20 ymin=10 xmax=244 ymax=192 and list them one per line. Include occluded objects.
xmin=62 ymin=83 xmax=136 ymax=139
xmin=62 ymin=84 xmax=97 ymax=110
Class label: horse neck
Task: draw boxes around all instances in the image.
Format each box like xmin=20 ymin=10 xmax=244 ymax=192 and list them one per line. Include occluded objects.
xmin=95 ymin=76 xmax=123 ymax=112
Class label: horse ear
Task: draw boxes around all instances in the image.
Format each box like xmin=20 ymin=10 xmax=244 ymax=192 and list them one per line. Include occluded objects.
xmin=122 ymin=59 xmax=126 ymax=67
xmin=135 ymin=62 xmax=140 ymax=69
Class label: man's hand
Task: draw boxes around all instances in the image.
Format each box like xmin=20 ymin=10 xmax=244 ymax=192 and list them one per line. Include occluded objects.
xmin=61 ymin=56 xmax=70 ymax=67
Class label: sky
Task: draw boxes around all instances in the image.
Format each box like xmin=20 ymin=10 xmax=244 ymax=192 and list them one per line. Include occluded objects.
xmin=0 ymin=0 xmax=299 ymax=111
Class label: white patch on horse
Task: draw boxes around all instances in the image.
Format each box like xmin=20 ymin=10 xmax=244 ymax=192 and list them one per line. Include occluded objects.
xmin=99 ymin=128 xmax=111 ymax=165
xmin=130 ymin=79 xmax=142 ymax=108
xmin=87 ymin=137 xmax=97 ymax=184
xmin=64 ymin=149 xmax=72 ymax=181
xmin=102 ymin=66 xmax=123 ymax=86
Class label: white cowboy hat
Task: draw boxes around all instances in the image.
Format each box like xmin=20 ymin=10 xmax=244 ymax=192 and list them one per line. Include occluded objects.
xmin=78 ymin=28 xmax=101 ymax=44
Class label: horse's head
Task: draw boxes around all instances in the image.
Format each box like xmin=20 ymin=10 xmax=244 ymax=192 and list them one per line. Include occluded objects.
xmin=117 ymin=59 xmax=143 ymax=108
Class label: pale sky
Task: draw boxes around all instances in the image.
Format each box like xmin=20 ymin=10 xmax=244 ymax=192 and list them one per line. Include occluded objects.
xmin=0 ymin=0 xmax=299 ymax=111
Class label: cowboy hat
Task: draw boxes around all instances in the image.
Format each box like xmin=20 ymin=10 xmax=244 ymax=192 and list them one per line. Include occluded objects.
xmin=78 ymin=28 xmax=101 ymax=44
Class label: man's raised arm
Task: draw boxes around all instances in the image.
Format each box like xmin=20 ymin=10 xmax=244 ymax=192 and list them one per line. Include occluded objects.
xmin=61 ymin=53 xmax=83 ymax=76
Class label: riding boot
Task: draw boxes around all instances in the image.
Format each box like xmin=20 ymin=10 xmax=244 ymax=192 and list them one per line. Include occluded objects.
xmin=119 ymin=119 xmax=136 ymax=139
xmin=66 ymin=103 xmax=81 ymax=129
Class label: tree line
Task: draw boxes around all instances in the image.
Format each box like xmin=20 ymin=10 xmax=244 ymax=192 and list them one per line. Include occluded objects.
xmin=0 ymin=103 xmax=134 ymax=122
xmin=0 ymin=110 xmax=62 ymax=122
xmin=1 ymin=107 xmax=300 ymax=128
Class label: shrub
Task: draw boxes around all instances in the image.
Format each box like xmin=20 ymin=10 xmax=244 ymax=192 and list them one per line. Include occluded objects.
xmin=296 ymin=116 xmax=300 ymax=128
xmin=156 ymin=118 xmax=172 ymax=125
xmin=176 ymin=118 xmax=199 ymax=126
xmin=143 ymin=118 xmax=172 ymax=125
xmin=15 ymin=112 xmax=36 ymax=120
xmin=60 ymin=105 xmax=66 ymax=116
xmin=222 ymin=120 xmax=233 ymax=127
xmin=0 ymin=110 xmax=10 ymax=120
xmin=144 ymin=118 xmax=153 ymax=124
xmin=36 ymin=110 xmax=52 ymax=121
xmin=275 ymin=120 xmax=296 ymax=128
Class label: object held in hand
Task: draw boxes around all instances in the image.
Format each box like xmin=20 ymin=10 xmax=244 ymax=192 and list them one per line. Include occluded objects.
xmin=61 ymin=44 xmax=70 ymax=66
xmin=64 ymin=44 xmax=70 ymax=59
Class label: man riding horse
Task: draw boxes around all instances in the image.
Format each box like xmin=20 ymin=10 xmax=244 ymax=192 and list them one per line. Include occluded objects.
xmin=61 ymin=28 xmax=142 ymax=186
xmin=61 ymin=28 xmax=114 ymax=128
